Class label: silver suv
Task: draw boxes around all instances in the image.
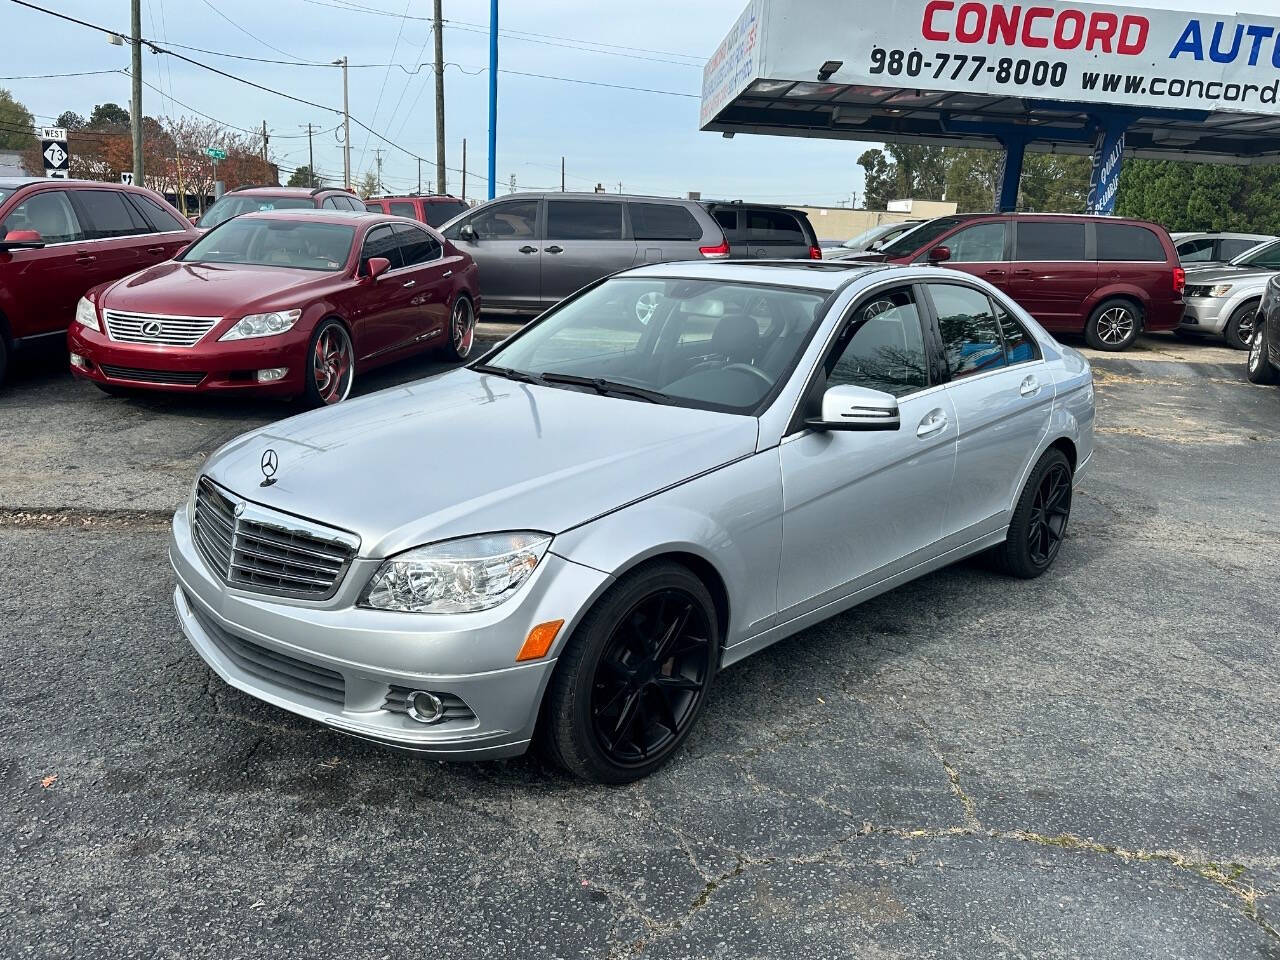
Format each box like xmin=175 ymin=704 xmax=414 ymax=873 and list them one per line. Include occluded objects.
xmin=440 ymin=193 xmax=727 ymax=316
xmin=1173 ymin=231 xmax=1275 ymax=269
xmin=1180 ymin=238 xmax=1280 ymax=349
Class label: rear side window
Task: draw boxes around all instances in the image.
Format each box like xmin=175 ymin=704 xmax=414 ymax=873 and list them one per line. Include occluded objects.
xmin=394 ymin=223 xmax=442 ymax=265
xmin=423 ymin=200 xmax=467 ymax=227
xmin=129 ymin=193 xmax=188 ymax=232
xmin=1177 ymin=237 xmax=1215 ymax=262
xmin=361 ymin=224 xmax=404 ymax=269
xmin=547 ymin=200 xmax=622 ymax=241
xmin=745 ymin=210 xmax=804 ymax=243
xmin=76 ymin=189 xmax=152 ymax=239
xmin=365 ymin=201 xmax=383 ymax=213
xmin=1 ymin=190 xmax=84 ymax=243
xmin=1097 ymin=223 xmax=1165 ymax=262
xmin=930 ymin=283 xmax=1009 ymax=379
xmin=322 ymin=196 xmax=344 ymax=209
xmin=629 ymin=202 xmax=702 ymax=241
xmin=1015 ymin=221 xmax=1085 ymax=261
xmin=389 ymin=201 xmax=417 ymax=219
xmin=993 ymin=299 xmax=1040 ymax=364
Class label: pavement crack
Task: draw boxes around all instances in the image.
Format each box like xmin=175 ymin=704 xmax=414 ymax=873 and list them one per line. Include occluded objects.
xmin=0 ymin=507 xmax=172 ymax=530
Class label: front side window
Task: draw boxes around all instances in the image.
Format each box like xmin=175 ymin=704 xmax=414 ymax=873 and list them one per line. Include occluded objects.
xmin=1177 ymin=237 xmax=1215 ymax=262
xmin=931 ymin=283 xmax=1008 ymax=380
xmin=945 ymin=222 xmax=1007 ymax=263
xmin=75 ymin=189 xmax=152 ymax=239
xmin=826 ymin=287 xmax=929 ymax=398
xmin=878 ymin=216 xmax=966 ymax=257
xmin=180 ymin=218 xmax=354 ymax=271
xmin=389 ymin=201 xmax=416 ymax=218
xmin=466 ymin=199 xmax=539 ymax=240
xmin=547 ymin=200 xmax=622 ymax=241
xmin=361 ymin=224 xmax=403 ymax=269
xmin=1097 ymin=223 xmax=1165 ymax=262
xmin=196 ymin=195 xmax=313 ymax=229
xmin=394 ymin=223 xmax=442 ymax=265
xmin=1220 ymin=238 xmax=1261 ymax=261
xmin=1237 ymin=240 xmax=1280 ymax=268
xmin=481 ymin=277 xmax=828 ymax=414
xmin=1015 ymin=221 xmax=1086 ymax=261
xmin=1 ymin=190 xmax=84 ymax=243
xmin=629 ymin=202 xmax=701 ymax=241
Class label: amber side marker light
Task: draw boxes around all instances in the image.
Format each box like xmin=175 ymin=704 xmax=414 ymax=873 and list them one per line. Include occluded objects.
xmin=516 ymin=619 xmax=564 ymax=662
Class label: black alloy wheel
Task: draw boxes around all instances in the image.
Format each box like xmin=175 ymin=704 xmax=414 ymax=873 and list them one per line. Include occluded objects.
xmin=991 ymin=448 xmax=1074 ymax=579
xmin=1225 ymin=303 xmax=1259 ymax=352
xmin=540 ymin=562 xmax=718 ymax=783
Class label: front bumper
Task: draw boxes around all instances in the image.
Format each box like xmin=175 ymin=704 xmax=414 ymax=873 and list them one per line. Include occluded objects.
xmin=169 ymin=505 xmax=612 ymax=759
xmin=68 ymin=321 xmax=311 ymax=396
xmin=1179 ymin=297 xmax=1230 ymax=334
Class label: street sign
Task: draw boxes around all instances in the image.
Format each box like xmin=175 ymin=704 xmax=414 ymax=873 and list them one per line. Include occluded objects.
xmin=119 ymin=171 xmax=134 ymax=185
xmin=41 ymin=128 xmax=69 ymax=179
xmin=204 ymin=147 xmax=227 ymax=161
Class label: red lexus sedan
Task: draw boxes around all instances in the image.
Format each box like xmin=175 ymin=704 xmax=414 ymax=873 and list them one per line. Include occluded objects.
xmin=68 ymin=210 xmax=479 ymax=404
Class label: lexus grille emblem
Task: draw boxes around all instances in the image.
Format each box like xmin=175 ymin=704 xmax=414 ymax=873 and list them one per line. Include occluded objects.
xmin=260 ymin=448 xmax=279 ymax=487
xmin=141 ymin=320 xmax=163 ymax=338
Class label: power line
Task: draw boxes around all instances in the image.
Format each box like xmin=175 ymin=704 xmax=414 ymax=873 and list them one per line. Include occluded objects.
xmin=194 ymin=0 xmax=319 ymax=63
xmin=0 ymin=68 xmax=122 ymax=79
xmin=443 ymin=22 xmax=700 ymax=68
xmin=356 ymin=0 xmax=413 ymax=174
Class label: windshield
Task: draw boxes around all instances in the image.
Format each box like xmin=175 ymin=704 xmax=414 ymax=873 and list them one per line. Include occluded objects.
xmin=478 ymin=277 xmax=829 ymax=415
xmin=179 ymin=218 xmax=354 ymax=271
xmin=841 ymin=225 xmax=887 ymax=250
xmin=877 ymin=216 xmax=965 ymax=257
xmin=1232 ymin=239 xmax=1280 ymax=269
xmin=197 ymin=195 xmax=314 ymax=229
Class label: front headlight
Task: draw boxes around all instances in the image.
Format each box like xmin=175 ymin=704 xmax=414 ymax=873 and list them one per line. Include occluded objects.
xmin=75 ymin=296 xmax=100 ymax=331
xmin=360 ymin=532 xmax=552 ymax=614
xmin=219 ymin=309 xmax=302 ymax=341
xmin=1207 ymin=284 xmax=1234 ymax=298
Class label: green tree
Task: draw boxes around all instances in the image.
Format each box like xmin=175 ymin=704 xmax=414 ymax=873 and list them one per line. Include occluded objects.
xmin=944 ymin=148 xmax=1002 ymax=212
xmin=0 ymin=88 xmax=35 ymax=150
xmin=356 ymin=170 xmax=379 ymax=199
xmin=1115 ymin=159 xmax=1280 ymax=234
xmin=888 ymin=144 xmax=947 ymax=199
xmin=858 ymin=148 xmax=894 ymax=210
xmin=1020 ymin=154 xmax=1092 ymax=213
xmin=88 ymin=102 xmax=130 ymax=129
xmin=55 ymin=110 xmax=86 ymax=130
xmin=287 ymin=164 xmax=320 ymax=188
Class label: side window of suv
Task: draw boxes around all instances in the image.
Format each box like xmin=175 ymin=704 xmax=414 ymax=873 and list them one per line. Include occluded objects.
xmin=75 ymin=189 xmax=153 ymax=239
xmin=825 ymin=287 xmax=929 ymax=398
xmin=1 ymin=190 xmax=84 ymax=243
xmin=389 ymin=201 xmax=417 ymax=219
xmin=1015 ymin=221 xmax=1085 ymax=261
xmin=945 ymin=221 xmax=1007 ymax=263
xmin=930 ymin=283 xmax=1009 ymax=380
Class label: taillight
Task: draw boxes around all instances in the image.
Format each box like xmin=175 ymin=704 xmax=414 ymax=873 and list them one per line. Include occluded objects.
xmin=699 ymin=240 xmax=730 ymax=259
xmin=1173 ymin=266 xmax=1186 ymax=294
xmin=808 ymin=245 xmax=822 ymax=260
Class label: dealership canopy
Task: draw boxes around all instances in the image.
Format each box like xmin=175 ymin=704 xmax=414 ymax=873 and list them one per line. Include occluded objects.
xmin=701 ymin=0 xmax=1280 ymax=212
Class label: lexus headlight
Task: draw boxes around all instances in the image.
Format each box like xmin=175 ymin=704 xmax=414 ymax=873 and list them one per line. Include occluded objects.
xmin=361 ymin=532 xmax=552 ymax=614
xmin=1207 ymin=284 xmax=1234 ymax=297
xmin=220 ymin=309 xmax=302 ymax=341
xmin=75 ymin=296 xmax=100 ymax=331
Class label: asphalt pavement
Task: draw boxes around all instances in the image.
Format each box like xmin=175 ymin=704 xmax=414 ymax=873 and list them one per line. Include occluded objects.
xmin=1 ymin=332 xmax=1278 ymax=958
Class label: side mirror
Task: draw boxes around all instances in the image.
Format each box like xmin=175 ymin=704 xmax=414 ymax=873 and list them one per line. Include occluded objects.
xmin=0 ymin=229 xmax=44 ymax=250
xmin=927 ymin=245 xmax=951 ymax=264
xmin=366 ymin=256 xmax=392 ymax=280
xmin=805 ymin=384 xmax=901 ymax=432
xmin=459 ymin=223 xmax=477 ymax=243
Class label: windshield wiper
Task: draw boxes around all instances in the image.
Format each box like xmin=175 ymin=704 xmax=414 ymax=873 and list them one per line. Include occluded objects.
xmin=471 ymin=363 xmax=547 ymax=385
xmin=538 ymin=372 xmax=670 ymax=404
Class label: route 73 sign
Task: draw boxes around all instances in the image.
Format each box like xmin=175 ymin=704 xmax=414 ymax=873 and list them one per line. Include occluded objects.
xmin=41 ymin=127 xmax=69 ymax=179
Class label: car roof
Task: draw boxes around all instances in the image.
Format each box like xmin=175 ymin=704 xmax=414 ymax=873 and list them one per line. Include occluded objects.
xmin=480 ymin=190 xmax=700 ymax=204
xmin=236 ymin=209 xmax=391 ymax=225
xmin=619 ymin=259 xmax=894 ymax=292
xmin=369 ymin=194 xmax=465 ymax=202
xmin=228 ymin=185 xmax=351 ymax=196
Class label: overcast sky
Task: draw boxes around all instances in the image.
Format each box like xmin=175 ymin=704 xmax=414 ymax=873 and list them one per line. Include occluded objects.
xmin=3 ymin=0 xmax=1277 ymax=208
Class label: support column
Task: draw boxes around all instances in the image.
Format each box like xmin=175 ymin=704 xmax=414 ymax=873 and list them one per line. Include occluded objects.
xmin=1087 ymin=115 xmax=1129 ymax=215
xmin=996 ymin=136 xmax=1026 ymax=213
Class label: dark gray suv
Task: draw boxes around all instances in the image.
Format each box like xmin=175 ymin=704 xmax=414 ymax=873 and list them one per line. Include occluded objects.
xmin=439 ymin=193 xmax=727 ymax=316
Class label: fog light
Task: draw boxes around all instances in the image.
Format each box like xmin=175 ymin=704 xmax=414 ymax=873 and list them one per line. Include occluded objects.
xmin=405 ymin=690 xmax=444 ymax=724
xmin=256 ymin=367 xmax=288 ymax=383
xmin=70 ymin=352 xmax=88 ymax=369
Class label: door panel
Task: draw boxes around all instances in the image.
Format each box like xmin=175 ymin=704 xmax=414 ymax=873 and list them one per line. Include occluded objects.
xmin=352 ymin=224 xmax=412 ymax=362
xmin=541 ymin=199 xmax=636 ymax=305
xmin=453 ymin=199 xmax=541 ymax=312
xmin=383 ymin=223 xmax=451 ymax=357
xmin=0 ymin=189 xmax=88 ymax=337
xmin=933 ymin=219 xmax=1010 ymax=288
xmin=1006 ymin=220 xmax=1096 ymax=331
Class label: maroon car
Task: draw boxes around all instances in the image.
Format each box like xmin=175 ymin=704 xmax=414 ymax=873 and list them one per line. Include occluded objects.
xmin=68 ymin=210 xmax=479 ymax=405
xmin=194 ymin=185 xmax=365 ymax=231
xmin=0 ymin=177 xmax=197 ymax=384
xmin=849 ymin=213 xmax=1185 ymax=351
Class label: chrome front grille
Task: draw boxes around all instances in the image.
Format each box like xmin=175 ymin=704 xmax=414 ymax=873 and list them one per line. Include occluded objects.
xmin=192 ymin=477 xmax=359 ymax=600
xmin=104 ymin=309 xmax=219 ymax=347
xmin=100 ymin=364 xmax=206 ymax=386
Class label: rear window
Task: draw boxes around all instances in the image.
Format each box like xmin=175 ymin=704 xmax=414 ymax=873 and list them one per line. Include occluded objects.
xmin=1097 ymin=223 xmax=1165 ymax=262
xmin=423 ymin=199 xmax=467 ymax=227
xmin=629 ymin=202 xmax=702 ymax=241
xmin=197 ymin=195 xmax=313 ymax=228
xmin=546 ymin=199 xmax=623 ymax=241
xmin=129 ymin=193 xmax=189 ymax=232
xmin=389 ymin=201 xmax=416 ymax=218
xmin=744 ymin=210 xmax=805 ymax=243
xmin=1015 ymin=221 xmax=1086 ymax=261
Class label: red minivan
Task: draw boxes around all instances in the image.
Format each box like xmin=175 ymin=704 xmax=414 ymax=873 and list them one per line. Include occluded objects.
xmin=0 ymin=177 xmax=198 ymax=384
xmin=849 ymin=213 xmax=1184 ymax=351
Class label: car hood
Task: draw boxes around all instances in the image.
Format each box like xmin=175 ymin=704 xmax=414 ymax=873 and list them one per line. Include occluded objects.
xmin=1184 ymin=264 xmax=1276 ymax=284
xmin=201 ymin=368 xmax=760 ymax=558
xmin=100 ymin=261 xmax=336 ymax=316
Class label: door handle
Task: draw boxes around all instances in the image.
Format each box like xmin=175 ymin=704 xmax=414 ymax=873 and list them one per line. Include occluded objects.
xmin=916 ymin=408 xmax=949 ymax=438
xmin=402 ymin=280 xmax=416 ymax=288
xmin=146 ymin=246 xmax=165 ymax=255
xmin=518 ymin=245 xmax=537 ymax=254
xmin=75 ymin=253 xmax=96 ymax=264
xmin=1013 ymin=268 xmax=1033 ymax=276
xmin=545 ymin=245 xmax=564 ymax=254
xmin=442 ymin=269 xmax=453 ymax=278
xmin=984 ymin=269 xmax=1005 ymax=277
xmin=1019 ymin=375 xmax=1041 ymax=397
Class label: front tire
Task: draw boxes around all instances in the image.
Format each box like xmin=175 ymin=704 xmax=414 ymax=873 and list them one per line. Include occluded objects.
xmin=1085 ymin=299 xmax=1141 ymax=351
xmin=539 ymin=562 xmax=719 ymax=783
xmin=304 ymin=319 xmax=355 ymax=406
xmin=1247 ymin=319 xmax=1279 ymax=385
xmin=1224 ymin=302 xmax=1259 ymax=351
xmin=992 ymin=448 xmax=1073 ymax=579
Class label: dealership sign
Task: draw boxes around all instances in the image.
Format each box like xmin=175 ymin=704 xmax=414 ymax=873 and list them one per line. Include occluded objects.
xmin=703 ymin=0 xmax=1280 ymax=125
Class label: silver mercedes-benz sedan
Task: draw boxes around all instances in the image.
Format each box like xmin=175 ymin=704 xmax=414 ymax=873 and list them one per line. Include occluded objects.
xmin=170 ymin=261 xmax=1094 ymax=782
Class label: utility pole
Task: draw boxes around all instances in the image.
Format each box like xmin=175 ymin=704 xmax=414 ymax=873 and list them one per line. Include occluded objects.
xmin=487 ymin=0 xmax=498 ymax=200
xmin=461 ymin=138 xmax=467 ymax=202
xmin=334 ymin=57 xmax=351 ymax=189
xmin=374 ymin=149 xmax=384 ymax=194
xmin=417 ymin=157 xmax=422 ymax=194
xmin=261 ymin=120 xmax=269 ymax=169
xmin=130 ymin=0 xmax=143 ymax=186
xmin=433 ymin=0 xmax=446 ymax=195
xmin=561 ymin=157 xmax=565 ymax=192
xmin=304 ymin=123 xmax=316 ymax=187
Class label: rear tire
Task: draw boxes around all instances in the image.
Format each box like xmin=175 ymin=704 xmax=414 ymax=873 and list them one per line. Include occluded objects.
xmin=991 ymin=448 xmax=1074 ymax=579
xmin=1224 ymin=302 xmax=1258 ymax=351
xmin=1085 ymin=299 xmax=1141 ymax=351
xmin=1247 ymin=319 xmax=1279 ymax=385
xmin=539 ymin=562 xmax=719 ymax=784
xmin=442 ymin=295 xmax=476 ymax=361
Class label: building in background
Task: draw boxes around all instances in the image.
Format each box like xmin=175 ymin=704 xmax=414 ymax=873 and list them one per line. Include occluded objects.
xmin=801 ymin=199 xmax=956 ymax=243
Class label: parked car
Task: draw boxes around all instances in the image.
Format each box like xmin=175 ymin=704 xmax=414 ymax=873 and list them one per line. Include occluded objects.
xmin=1178 ymin=238 xmax=1280 ymax=349
xmin=440 ymin=192 xmax=729 ymax=317
xmin=701 ymin=201 xmax=822 ymax=260
xmin=194 ymin=185 xmax=364 ymax=231
xmin=168 ymin=259 xmax=1094 ymax=782
xmin=0 ymin=177 xmax=197 ymax=386
xmin=364 ymin=194 xmax=469 ymax=228
xmin=68 ymin=210 xmax=478 ymax=403
xmin=844 ymin=213 xmax=1184 ymax=351
xmin=824 ymin=219 xmax=923 ymax=260
xmin=1172 ymin=231 xmax=1275 ymax=269
xmin=1248 ymin=274 xmax=1280 ymax=385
